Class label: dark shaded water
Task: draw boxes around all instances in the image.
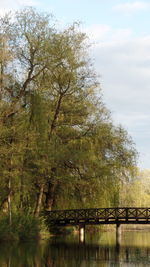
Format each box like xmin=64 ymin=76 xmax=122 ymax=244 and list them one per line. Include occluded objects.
xmin=1 ymin=230 xmax=150 ymax=266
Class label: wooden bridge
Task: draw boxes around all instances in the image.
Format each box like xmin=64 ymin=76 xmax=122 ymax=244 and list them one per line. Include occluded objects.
xmin=45 ymin=207 xmax=150 ymax=242
xmin=45 ymin=207 xmax=150 ymax=226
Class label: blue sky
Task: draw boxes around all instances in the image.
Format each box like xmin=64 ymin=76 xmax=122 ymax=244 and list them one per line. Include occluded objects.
xmin=1 ymin=0 xmax=150 ymax=169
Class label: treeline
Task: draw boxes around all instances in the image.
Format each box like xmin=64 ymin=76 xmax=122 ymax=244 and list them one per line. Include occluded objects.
xmin=0 ymin=7 xmax=137 ymax=219
xmin=120 ymin=169 xmax=150 ymax=206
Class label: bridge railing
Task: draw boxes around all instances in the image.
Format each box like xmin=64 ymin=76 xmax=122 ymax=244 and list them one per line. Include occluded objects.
xmin=44 ymin=207 xmax=150 ymax=225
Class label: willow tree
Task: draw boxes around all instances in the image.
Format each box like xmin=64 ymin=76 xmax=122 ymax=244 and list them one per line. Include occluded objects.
xmin=0 ymin=8 xmax=137 ymax=215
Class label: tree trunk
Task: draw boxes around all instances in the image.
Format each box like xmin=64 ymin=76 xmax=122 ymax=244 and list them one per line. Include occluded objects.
xmin=19 ymin=174 xmax=24 ymax=210
xmin=34 ymin=184 xmax=44 ymax=217
xmin=0 ymin=62 xmax=4 ymax=100
xmin=8 ymin=178 xmax=12 ymax=226
xmin=45 ymin=182 xmax=57 ymax=211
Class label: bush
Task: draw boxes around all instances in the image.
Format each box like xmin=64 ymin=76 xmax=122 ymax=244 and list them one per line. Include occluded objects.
xmin=0 ymin=213 xmax=48 ymax=241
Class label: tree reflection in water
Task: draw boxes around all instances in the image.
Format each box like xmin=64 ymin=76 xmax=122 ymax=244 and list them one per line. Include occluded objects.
xmin=0 ymin=231 xmax=150 ymax=266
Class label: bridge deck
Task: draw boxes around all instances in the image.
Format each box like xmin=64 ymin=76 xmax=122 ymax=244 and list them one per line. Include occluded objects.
xmin=45 ymin=207 xmax=150 ymax=226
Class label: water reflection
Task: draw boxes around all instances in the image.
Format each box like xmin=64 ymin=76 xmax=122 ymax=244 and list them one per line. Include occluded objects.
xmin=0 ymin=231 xmax=150 ymax=266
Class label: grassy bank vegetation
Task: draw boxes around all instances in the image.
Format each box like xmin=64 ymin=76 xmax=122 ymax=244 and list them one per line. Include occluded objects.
xmin=0 ymin=213 xmax=48 ymax=241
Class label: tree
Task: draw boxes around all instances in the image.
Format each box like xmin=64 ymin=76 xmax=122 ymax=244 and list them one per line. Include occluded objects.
xmin=0 ymin=7 xmax=137 ymax=216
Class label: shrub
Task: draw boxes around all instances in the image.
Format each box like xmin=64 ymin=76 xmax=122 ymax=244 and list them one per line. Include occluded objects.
xmin=0 ymin=213 xmax=48 ymax=241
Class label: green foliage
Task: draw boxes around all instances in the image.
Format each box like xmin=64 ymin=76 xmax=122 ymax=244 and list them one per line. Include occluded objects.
xmin=120 ymin=168 xmax=150 ymax=207
xmin=0 ymin=7 xmax=138 ymax=224
xmin=0 ymin=214 xmax=47 ymax=241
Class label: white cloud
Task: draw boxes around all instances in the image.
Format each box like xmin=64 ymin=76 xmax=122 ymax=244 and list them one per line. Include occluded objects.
xmin=17 ymin=0 xmax=39 ymax=6
xmin=0 ymin=0 xmax=39 ymax=15
xmin=85 ymin=24 xmax=132 ymax=44
xmin=114 ymin=113 xmax=150 ymax=129
xmin=86 ymin=24 xmax=110 ymax=42
xmin=113 ymin=1 xmax=149 ymax=14
xmin=85 ymin=24 xmax=150 ymax=168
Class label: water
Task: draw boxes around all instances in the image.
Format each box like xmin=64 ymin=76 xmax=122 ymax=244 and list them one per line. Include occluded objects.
xmin=1 ymin=230 xmax=150 ymax=266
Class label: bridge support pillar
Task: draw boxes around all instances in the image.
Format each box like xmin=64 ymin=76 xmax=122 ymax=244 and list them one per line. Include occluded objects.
xmin=79 ymin=225 xmax=85 ymax=243
xmin=116 ymin=223 xmax=121 ymax=246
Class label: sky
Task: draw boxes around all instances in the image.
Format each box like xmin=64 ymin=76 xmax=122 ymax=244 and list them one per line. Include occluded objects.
xmin=1 ymin=0 xmax=150 ymax=169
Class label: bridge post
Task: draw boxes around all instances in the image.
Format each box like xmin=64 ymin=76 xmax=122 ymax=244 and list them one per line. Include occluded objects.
xmin=79 ymin=224 xmax=85 ymax=243
xmin=116 ymin=223 xmax=121 ymax=246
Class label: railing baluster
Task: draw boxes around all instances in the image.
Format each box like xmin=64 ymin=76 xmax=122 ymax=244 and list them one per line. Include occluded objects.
xmin=115 ymin=208 xmax=117 ymax=219
xmin=146 ymin=208 xmax=148 ymax=220
xmin=126 ymin=208 xmax=128 ymax=221
xmin=136 ymin=208 xmax=138 ymax=220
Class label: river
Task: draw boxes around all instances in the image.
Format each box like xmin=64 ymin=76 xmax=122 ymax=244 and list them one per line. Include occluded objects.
xmin=1 ymin=229 xmax=150 ymax=266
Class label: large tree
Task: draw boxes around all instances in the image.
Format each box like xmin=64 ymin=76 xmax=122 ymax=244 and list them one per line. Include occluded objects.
xmin=0 ymin=8 xmax=137 ymax=216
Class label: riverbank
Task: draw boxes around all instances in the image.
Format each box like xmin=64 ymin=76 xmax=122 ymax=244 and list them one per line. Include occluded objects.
xmin=0 ymin=213 xmax=50 ymax=241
